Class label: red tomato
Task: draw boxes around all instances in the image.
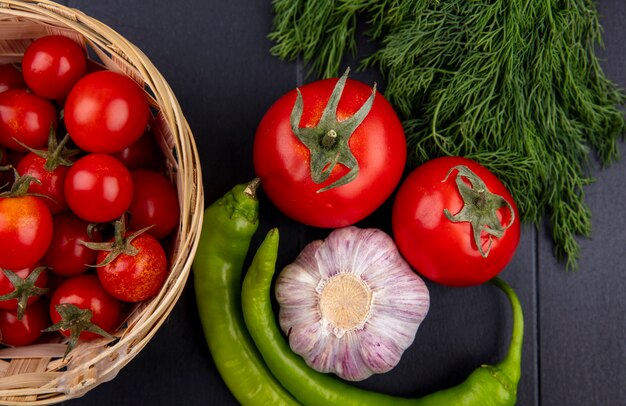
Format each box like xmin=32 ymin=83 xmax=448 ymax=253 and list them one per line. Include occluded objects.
xmin=16 ymin=152 xmax=71 ymax=214
xmin=22 ymin=35 xmax=87 ymax=100
xmin=128 ymin=169 xmax=179 ymax=239
xmin=0 ymin=298 xmax=49 ymax=346
xmin=0 ymin=194 xmax=53 ymax=270
xmin=392 ymin=156 xmax=520 ymax=287
xmin=0 ymin=64 xmax=26 ymax=93
xmin=0 ymin=89 xmax=58 ymax=151
xmin=42 ymin=212 xmax=100 ymax=276
xmin=64 ymin=71 xmax=150 ymax=153
xmin=0 ymin=264 xmax=47 ymax=311
xmin=96 ymin=231 xmax=167 ymax=302
xmin=49 ymin=274 xmax=120 ymax=341
xmin=111 ymin=130 xmax=163 ymax=171
xmin=253 ymin=70 xmax=406 ymax=227
xmin=64 ymin=154 xmax=134 ymax=222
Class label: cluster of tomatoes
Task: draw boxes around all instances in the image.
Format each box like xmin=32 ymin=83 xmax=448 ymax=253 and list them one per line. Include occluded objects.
xmin=0 ymin=35 xmax=179 ymax=351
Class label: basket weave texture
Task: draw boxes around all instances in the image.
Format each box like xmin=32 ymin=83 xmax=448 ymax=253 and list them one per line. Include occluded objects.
xmin=0 ymin=1 xmax=204 ymax=404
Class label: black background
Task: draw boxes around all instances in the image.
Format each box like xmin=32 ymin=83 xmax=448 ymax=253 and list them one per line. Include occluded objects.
xmin=53 ymin=1 xmax=626 ymax=405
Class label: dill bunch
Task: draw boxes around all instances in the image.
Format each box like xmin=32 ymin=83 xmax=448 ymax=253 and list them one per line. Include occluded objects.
xmin=269 ymin=0 xmax=625 ymax=269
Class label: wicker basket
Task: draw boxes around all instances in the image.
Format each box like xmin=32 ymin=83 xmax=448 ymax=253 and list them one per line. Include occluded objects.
xmin=0 ymin=1 xmax=204 ymax=403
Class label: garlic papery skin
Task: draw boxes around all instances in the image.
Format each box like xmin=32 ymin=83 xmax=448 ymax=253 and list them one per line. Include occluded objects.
xmin=275 ymin=226 xmax=430 ymax=381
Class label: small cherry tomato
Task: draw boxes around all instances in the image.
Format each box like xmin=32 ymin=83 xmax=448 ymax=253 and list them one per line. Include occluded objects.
xmin=49 ymin=274 xmax=120 ymax=341
xmin=128 ymin=169 xmax=179 ymax=239
xmin=64 ymin=71 xmax=150 ymax=153
xmin=93 ymin=221 xmax=168 ymax=302
xmin=64 ymin=154 xmax=134 ymax=222
xmin=22 ymin=35 xmax=87 ymax=100
xmin=0 ymin=89 xmax=58 ymax=151
xmin=0 ymin=64 xmax=26 ymax=93
xmin=42 ymin=212 xmax=100 ymax=276
xmin=392 ymin=156 xmax=520 ymax=287
xmin=0 ymin=298 xmax=49 ymax=346
xmin=0 ymin=190 xmax=53 ymax=270
xmin=16 ymin=134 xmax=77 ymax=215
xmin=253 ymin=69 xmax=406 ymax=227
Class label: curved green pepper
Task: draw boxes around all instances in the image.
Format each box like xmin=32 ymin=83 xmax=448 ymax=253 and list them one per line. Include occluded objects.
xmin=192 ymin=181 xmax=298 ymax=405
xmin=242 ymin=228 xmax=524 ymax=406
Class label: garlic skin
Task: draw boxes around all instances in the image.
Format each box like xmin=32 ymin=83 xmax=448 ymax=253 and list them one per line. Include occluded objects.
xmin=275 ymin=226 xmax=430 ymax=381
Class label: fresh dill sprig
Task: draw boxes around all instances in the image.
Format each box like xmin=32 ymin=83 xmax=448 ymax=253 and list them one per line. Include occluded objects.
xmin=269 ymin=0 xmax=625 ymax=269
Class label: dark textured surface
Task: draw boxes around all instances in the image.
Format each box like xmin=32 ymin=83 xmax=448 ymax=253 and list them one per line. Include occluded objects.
xmin=54 ymin=1 xmax=626 ymax=405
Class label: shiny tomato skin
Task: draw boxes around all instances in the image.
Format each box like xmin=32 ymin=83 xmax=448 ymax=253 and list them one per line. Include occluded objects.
xmin=49 ymin=274 xmax=120 ymax=340
xmin=42 ymin=212 xmax=100 ymax=276
xmin=96 ymin=232 xmax=167 ymax=302
xmin=0 ymin=64 xmax=26 ymax=93
xmin=0 ymin=298 xmax=49 ymax=346
xmin=0 ymin=263 xmax=48 ymax=310
xmin=64 ymin=154 xmax=134 ymax=222
xmin=0 ymin=195 xmax=53 ymax=270
xmin=253 ymin=76 xmax=406 ymax=228
xmin=0 ymin=89 xmax=58 ymax=151
xmin=17 ymin=153 xmax=70 ymax=214
xmin=128 ymin=169 xmax=179 ymax=239
xmin=64 ymin=71 xmax=150 ymax=153
xmin=22 ymin=35 xmax=87 ymax=100
xmin=392 ymin=157 xmax=520 ymax=287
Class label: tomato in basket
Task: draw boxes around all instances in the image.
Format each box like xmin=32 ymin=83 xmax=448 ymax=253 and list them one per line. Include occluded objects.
xmin=128 ymin=169 xmax=180 ymax=239
xmin=0 ymin=298 xmax=49 ymax=347
xmin=64 ymin=70 xmax=150 ymax=154
xmin=22 ymin=35 xmax=87 ymax=100
xmin=0 ymin=89 xmax=58 ymax=151
xmin=48 ymin=274 xmax=120 ymax=344
xmin=64 ymin=153 xmax=134 ymax=223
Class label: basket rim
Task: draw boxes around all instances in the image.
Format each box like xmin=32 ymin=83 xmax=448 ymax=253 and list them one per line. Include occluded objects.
xmin=0 ymin=0 xmax=205 ymax=403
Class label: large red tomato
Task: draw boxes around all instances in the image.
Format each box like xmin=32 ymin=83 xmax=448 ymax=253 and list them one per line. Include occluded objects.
xmin=64 ymin=70 xmax=150 ymax=153
xmin=253 ymin=70 xmax=406 ymax=228
xmin=392 ymin=156 xmax=520 ymax=287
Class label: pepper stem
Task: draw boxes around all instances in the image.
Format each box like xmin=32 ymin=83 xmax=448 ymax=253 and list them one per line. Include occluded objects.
xmin=491 ymin=277 xmax=523 ymax=386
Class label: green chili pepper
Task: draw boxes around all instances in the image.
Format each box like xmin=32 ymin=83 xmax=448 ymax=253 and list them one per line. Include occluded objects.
xmin=242 ymin=228 xmax=524 ymax=406
xmin=192 ymin=180 xmax=299 ymax=406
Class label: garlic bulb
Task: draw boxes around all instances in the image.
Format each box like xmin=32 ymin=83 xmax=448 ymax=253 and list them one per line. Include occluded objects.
xmin=275 ymin=226 xmax=430 ymax=381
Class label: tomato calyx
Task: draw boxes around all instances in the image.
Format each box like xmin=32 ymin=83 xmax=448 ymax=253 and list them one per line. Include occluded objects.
xmin=43 ymin=303 xmax=116 ymax=358
xmin=0 ymin=267 xmax=48 ymax=320
xmin=81 ymin=215 xmax=153 ymax=267
xmin=15 ymin=128 xmax=80 ymax=172
xmin=0 ymin=170 xmax=43 ymax=198
xmin=443 ymin=165 xmax=516 ymax=258
xmin=290 ymin=68 xmax=376 ymax=192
